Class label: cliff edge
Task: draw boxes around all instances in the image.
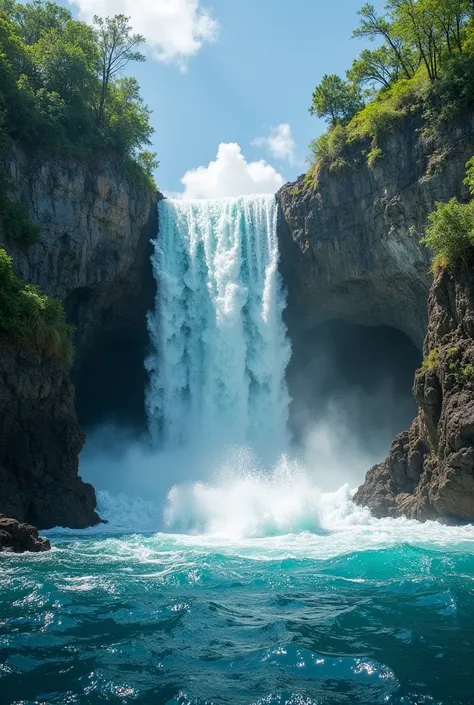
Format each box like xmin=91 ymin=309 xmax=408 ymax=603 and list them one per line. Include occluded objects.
xmin=354 ymin=268 xmax=474 ymax=521
xmin=277 ymin=115 xmax=474 ymax=347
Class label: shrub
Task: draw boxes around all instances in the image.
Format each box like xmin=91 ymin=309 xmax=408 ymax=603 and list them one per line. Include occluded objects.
xmin=464 ymin=156 xmax=474 ymax=196
xmin=367 ymin=145 xmax=383 ymax=167
xmin=421 ymin=198 xmax=474 ymax=270
xmin=0 ymin=247 xmax=73 ymax=362
xmin=308 ymin=123 xmax=351 ymax=178
xmin=422 ymin=347 xmax=440 ymax=372
xmin=446 ymin=347 xmax=474 ymax=386
xmin=308 ymin=70 xmax=429 ymax=175
xmin=347 ymin=71 xmax=428 ymax=145
xmin=125 ymin=150 xmax=158 ymax=193
xmin=0 ymin=196 xmax=41 ymax=244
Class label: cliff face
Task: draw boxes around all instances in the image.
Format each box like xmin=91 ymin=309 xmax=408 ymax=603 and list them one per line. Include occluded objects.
xmin=277 ymin=114 xmax=474 ymax=347
xmin=3 ymin=145 xmax=157 ymax=362
xmin=0 ymin=146 xmax=157 ymax=527
xmin=0 ymin=343 xmax=99 ymax=529
xmin=354 ymin=268 xmax=474 ymax=522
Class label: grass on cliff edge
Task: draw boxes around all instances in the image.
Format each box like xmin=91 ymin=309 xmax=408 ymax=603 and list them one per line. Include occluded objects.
xmin=0 ymin=248 xmax=74 ymax=363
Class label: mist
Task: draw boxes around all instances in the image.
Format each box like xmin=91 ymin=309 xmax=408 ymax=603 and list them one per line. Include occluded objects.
xmin=78 ymin=320 xmax=421 ymax=534
xmin=286 ymin=320 xmax=421 ymax=490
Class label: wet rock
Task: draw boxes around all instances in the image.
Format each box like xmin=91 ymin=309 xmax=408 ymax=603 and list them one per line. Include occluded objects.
xmin=0 ymin=146 xmax=159 ymax=527
xmin=0 ymin=515 xmax=50 ymax=553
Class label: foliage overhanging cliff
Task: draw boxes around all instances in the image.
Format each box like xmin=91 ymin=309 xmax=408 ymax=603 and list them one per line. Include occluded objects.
xmin=307 ymin=1 xmax=474 ymax=183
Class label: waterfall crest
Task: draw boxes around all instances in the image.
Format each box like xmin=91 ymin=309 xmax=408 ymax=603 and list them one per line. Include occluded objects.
xmin=146 ymin=195 xmax=291 ymax=456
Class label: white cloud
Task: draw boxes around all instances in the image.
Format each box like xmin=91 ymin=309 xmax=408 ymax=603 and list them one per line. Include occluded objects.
xmin=252 ymin=123 xmax=296 ymax=165
xmin=69 ymin=0 xmax=219 ymax=69
xmin=178 ymin=143 xmax=285 ymax=199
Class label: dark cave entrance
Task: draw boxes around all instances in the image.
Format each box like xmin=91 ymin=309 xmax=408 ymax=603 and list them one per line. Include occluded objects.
xmin=73 ymin=328 xmax=150 ymax=434
xmin=286 ymin=321 xmax=422 ymax=485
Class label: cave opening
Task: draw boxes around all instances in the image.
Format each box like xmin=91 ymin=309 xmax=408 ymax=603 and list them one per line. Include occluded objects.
xmin=286 ymin=321 xmax=422 ymax=487
xmin=73 ymin=328 xmax=150 ymax=434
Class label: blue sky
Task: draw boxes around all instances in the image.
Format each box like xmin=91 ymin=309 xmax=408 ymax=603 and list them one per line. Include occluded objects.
xmin=65 ymin=0 xmax=385 ymax=196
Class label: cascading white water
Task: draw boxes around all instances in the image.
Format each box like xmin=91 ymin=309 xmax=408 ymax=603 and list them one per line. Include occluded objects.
xmin=146 ymin=195 xmax=291 ymax=457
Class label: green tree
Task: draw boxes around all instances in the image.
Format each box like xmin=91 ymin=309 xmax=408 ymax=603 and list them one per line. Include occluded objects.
xmin=389 ymin=0 xmax=442 ymax=81
xmin=426 ymin=0 xmax=469 ymax=54
xmin=421 ymin=197 xmax=474 ymax=268
xmin=103 ymin=77 xmax=153 ymax=154
xmin=352 ymin=3 xmax=415 ymax=79
xmin=135 ymin=149 xmax=159 ymax=179
xmin=0 ymin=3 xmax=158 ymax=184
xmin=93 ymin=14 xmax=145 ymax=126
xmin=348 ymin=46 xmax=402 ymax=89
xmin=309 ymin=74 xmax=363 ymax=125
xmin=30 ymin=19 xmax=99 ymax=143
xmin=1 ymin=0 xmax=72 ymax=44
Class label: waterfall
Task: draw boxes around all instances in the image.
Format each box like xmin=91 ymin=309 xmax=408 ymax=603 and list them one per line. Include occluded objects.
xmin=146 ymin=195 xmax=291 ymax=458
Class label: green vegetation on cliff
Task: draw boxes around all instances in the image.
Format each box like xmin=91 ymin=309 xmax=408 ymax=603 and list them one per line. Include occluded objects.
xmin=421 ymin=156 xmax=474 ymax=270
xmin=308 ymin=0 xmax=474 ymax=181
xmin=0 ymin=0 xmax=158 ymax=189
xmin=0 ymin=248 xmax=73 ymax=362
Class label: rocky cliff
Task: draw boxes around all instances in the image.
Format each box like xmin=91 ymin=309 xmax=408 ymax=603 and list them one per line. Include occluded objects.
xmin=277 ymin=114 xmax=474 ymax=347
xmin=354 ymin=268 xmax=474 ymax=522
xmin=0 ymin=342 xmax=99 ymax=529
xmin=4 ymin=145 xmax=157 ymax=363
xmin=0 ymin=145 xmax=157 ymax=527
xmin=277 ymin=113 xmax=474 ymax=522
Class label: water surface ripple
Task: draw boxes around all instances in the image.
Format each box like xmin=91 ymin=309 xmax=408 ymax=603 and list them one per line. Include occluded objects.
xmin=1 ymin=529 xmax=474 ymax=704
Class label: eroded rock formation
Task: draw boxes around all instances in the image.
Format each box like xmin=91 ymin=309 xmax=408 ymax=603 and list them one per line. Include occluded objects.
xmin=3 ymin=145 xmax=157 ymax=362
xmin=354 ymin=268 xmax=474 ymax=522
xmin=0 ymin=342 xmax=99 ymax=529
xmin=277 ymin=114 xmax=474 ymax=347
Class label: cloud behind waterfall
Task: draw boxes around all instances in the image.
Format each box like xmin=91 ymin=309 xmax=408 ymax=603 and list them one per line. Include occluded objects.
xmin=177 ymin=142 xmax=285 ymax=199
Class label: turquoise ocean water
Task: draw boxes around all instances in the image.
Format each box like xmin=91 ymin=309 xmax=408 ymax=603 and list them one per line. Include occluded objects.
xmin=2 ymin=493 xmax=474 ymax=705
xmin=2 ymin=519 xmax=474 ymax=705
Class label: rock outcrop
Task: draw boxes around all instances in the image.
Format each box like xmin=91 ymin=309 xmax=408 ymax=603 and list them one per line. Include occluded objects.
xmin=0 ymin=515 xmax=51 ymax=553
xmin=3 ymin=145 xmax=157 ymax=363
xmin=0 ymin=342 xmax=99 ymax=529
xmin=277 ymin=114 xmax=474 ymax=347
xmin=354 ymin=268 xmax=474 ymax=522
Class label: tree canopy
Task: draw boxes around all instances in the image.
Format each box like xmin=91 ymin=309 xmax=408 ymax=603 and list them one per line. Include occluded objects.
xmin=308 ymin=0 xmax=474 ymax=177
xmin=309 ymin=74 xmax=363 ymax=125
xmin=0 ymin=0 xmax=157 ymax=188
xmin=310 ymin=0 xmax=474 ymax=124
